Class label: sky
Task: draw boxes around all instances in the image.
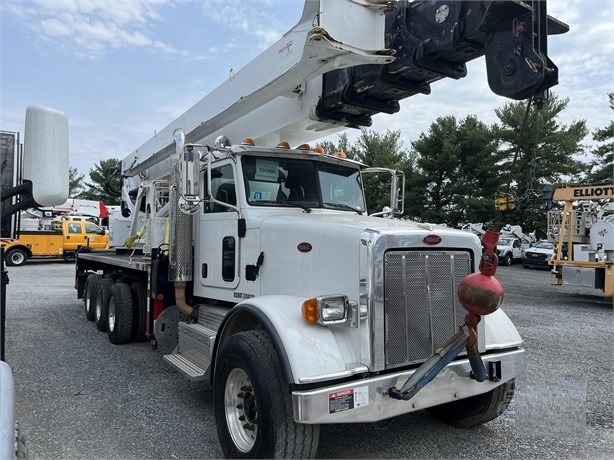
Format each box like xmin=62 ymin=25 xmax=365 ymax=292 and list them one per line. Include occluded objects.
xmin=1 ymin=0 xmax=612 ymax=178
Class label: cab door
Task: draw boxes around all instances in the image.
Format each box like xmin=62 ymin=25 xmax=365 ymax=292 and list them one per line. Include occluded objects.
xmin=63 ymin=222 xmax=83 ymax=250
xmin=196 ymin=162 xmax=240 ymax=291
xmin=83 ymin=223 xmax=109 ymax=248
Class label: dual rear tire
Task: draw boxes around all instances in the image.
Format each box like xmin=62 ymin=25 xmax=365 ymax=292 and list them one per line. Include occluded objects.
xmin=82 ymin=274 xmax=147 ymax=344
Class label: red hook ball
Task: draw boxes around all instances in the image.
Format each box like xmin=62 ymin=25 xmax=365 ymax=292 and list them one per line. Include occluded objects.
xmin=457 ymin=272 xmax=503 ymax=316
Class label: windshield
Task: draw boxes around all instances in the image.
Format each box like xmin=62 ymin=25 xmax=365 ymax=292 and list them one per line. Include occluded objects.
xmin=241 ymin=156 xmax=366 ymax=213
xmin=498 ymin=238 xmax=514 ymax=246
xmin=534 ymin=241 xmax=554 ymax=249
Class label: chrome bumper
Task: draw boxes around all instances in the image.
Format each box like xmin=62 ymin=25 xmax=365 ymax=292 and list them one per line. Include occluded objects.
xmin=292 ymin=348 xmax=525 ymax=424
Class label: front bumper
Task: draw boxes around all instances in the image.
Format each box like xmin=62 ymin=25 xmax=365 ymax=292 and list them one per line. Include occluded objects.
xmin=292 ymin=348 xmax=524 ymax=424
xmin=522 ymin=256 xmax=550 ymax=267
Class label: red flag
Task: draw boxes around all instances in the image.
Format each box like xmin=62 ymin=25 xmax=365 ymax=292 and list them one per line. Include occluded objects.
xmin=99 ymin=201 xmax=110 ymax=219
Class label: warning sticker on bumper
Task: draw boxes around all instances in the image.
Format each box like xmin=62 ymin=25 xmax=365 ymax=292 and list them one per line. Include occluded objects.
xmin=328 ymin=386 xmax=369 ymax=413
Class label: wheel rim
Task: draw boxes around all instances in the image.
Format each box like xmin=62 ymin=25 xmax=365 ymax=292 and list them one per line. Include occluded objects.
xmin=95 ymin=292 xmax=102 ymax=321
xmin=108 ymin=297 xmax=116 ymax=331
xmin=85 ymin=290 xmax=91 ymax=315
xmin=224 ymin=368 xmax=258 ymax=453
xmin=11 ymin=252 xmax=24 ymax=265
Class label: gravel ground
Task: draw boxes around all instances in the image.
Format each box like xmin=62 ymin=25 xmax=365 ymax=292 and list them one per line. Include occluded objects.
xmin=3 ymin=260 xmax=613 ymax=459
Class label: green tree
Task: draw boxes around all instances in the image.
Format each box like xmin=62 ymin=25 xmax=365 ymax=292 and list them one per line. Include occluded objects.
xmin=80 ymin=158 xmax=121 ymax=205
xmin=585 ymin=93 xmax=613 ymax=185
xmin=408 ymin=115 xmax=502 ymax=227
xmin=69 ymin=166 xmax=85 ymax=197
xmin=494 ymin=94 xmax=588 ymax=232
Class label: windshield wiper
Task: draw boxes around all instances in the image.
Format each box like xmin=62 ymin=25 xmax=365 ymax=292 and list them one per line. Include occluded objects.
xmin=323 ymin=202 xmax=363 ymax=215
xmin=252 ymin=200 xmax=312 ymax=213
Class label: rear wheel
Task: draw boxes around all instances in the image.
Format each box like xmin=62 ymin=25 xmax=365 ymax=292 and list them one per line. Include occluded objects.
xmin=213 ymin=330 xmax=319 ymax=458
xmin=83 ymin=274 xmax=101 ymax=321
xmin=427 ymin=378 xmax=515 ymax=428
xmin=6 ymin=249 xmax=27 ymax=267
xmin=95 ymin=278 xmax=115 ymax=332
xmin=130 ymin=282 xmax=147 ymax=341
xmin=107 ymin=283 xmax=133 ymax=344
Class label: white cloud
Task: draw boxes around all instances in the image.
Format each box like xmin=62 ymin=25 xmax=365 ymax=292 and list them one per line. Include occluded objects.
xmin=203 ymin=0 xmax=296 ymax=49
xmin=4 ymin=0 xmax=184 ymax=58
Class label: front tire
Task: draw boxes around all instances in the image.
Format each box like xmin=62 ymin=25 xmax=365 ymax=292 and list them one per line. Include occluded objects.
xmin=213 ymin=330 xmax=319 ymax=458
xmin=427 ymin=378 xmax=515 ymax=428
xmin=6 ymin=249 xmax=27 ymax=266
xmin=503 ymin=253 xmax=512 ymax=266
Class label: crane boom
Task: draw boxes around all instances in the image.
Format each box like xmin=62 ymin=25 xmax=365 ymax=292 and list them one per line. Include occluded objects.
xmin=121 ymin=0 xmax=569 ymax=192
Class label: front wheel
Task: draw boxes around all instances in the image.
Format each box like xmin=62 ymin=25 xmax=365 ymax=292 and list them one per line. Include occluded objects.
xmin=427 ymin=378 xmax=515 ymax=428
xmin=213 ymin=330 xmax=319 ymax=458
xmin=503 ymin=253 xmax=512 ymax=266
xmin=6 ymin=248 xmax=27 ymax=266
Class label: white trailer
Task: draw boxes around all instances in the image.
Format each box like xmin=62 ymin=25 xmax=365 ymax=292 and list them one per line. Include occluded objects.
xmin=72 ymin=1 xmax=568 ymax=457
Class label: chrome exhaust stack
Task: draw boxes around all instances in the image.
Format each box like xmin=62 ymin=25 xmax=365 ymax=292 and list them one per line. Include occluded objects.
xmin=169 ymin=129 xmax=197 ymax=319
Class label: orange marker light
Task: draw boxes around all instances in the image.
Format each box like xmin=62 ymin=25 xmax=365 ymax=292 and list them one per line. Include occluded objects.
xmin=313 ymin=146 xmax=325 ymax=154
xmin=276 ymin=141 xmax=290 ymax=149
xmin=241 ymin=138 xmax=255 ymax=146
xmin=335 ymin=151 xmax=347 ymax=158
xmin=301 ymin=298 xmax=319 ymax=323
xmin=297 ymin=143 xmax=310 ymax=150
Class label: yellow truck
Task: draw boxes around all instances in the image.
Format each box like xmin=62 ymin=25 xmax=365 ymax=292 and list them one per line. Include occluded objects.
xmin=1 ymin=219 xmax=109 ymax=266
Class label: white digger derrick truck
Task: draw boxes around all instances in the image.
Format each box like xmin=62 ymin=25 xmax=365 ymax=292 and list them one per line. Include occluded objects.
xmin=73 ymin=1 xmax=568 ymax=457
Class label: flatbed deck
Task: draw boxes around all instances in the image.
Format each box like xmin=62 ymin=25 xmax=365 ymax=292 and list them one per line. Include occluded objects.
xmin=77 ymin=249 xmax=151 ymax=272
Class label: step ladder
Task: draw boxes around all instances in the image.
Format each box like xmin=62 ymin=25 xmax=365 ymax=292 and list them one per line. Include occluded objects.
xmin=163 ymin=305 xmax=228 ymax=381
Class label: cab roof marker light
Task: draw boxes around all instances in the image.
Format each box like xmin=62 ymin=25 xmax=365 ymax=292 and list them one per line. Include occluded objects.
xmin=296 ymin=143 xmax=311 ymax=150
xmin=241 ymin=138 xmax=255 ymax=146
xmin=335 ymin=151 xmax=347 ymax=158
xmin=313 ymin=146 xmax=325 ymax=154
xmin=276 ymin=141 xmax=290 ymax=149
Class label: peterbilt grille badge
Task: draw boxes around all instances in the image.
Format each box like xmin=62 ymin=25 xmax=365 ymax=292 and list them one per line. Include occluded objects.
xmin=423 ymin=235 xmax=442 ymax=245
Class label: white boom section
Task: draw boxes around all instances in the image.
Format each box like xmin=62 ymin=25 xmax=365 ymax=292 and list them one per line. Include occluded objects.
xmin=122 ymin=0 xmax=395 ymax=192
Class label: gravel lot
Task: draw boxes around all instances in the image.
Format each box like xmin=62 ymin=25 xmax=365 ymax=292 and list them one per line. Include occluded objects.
xmin=3 ymin=260 xmax=613 ymax=459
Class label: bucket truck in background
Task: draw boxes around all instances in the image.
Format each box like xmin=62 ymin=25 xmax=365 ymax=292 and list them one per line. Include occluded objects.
xmin=68 ymin=1 xmax=568 ymax=457
xmin=547 ymin=185 xmax=614 ymax=297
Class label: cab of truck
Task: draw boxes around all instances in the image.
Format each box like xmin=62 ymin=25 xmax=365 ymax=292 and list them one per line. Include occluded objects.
xmin=51 ymin=220 xmax=108 ymax=251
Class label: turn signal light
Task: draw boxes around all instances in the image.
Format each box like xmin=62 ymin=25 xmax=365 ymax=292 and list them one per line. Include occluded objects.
xmin=301 ymin=298 xmax=319 ymax=323
xmin=301 ymin=295 xmax=349 ymax=325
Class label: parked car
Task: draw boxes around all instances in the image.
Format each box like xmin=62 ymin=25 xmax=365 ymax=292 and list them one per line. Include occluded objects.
xmin=522 ymin=240 xmax=555 ymax=269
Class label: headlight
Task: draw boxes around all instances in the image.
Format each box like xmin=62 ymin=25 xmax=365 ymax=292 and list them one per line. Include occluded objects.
xmin=301 ymin=295 xmax=349 ymax=325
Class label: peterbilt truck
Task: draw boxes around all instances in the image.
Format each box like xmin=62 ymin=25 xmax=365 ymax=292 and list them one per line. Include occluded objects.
xmin=72 ymin=1 xmax=568 ymax=457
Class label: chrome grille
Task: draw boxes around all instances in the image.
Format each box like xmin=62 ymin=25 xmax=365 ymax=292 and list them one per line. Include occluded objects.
xmin=384 ymin=250 xmax=471 ymax=368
